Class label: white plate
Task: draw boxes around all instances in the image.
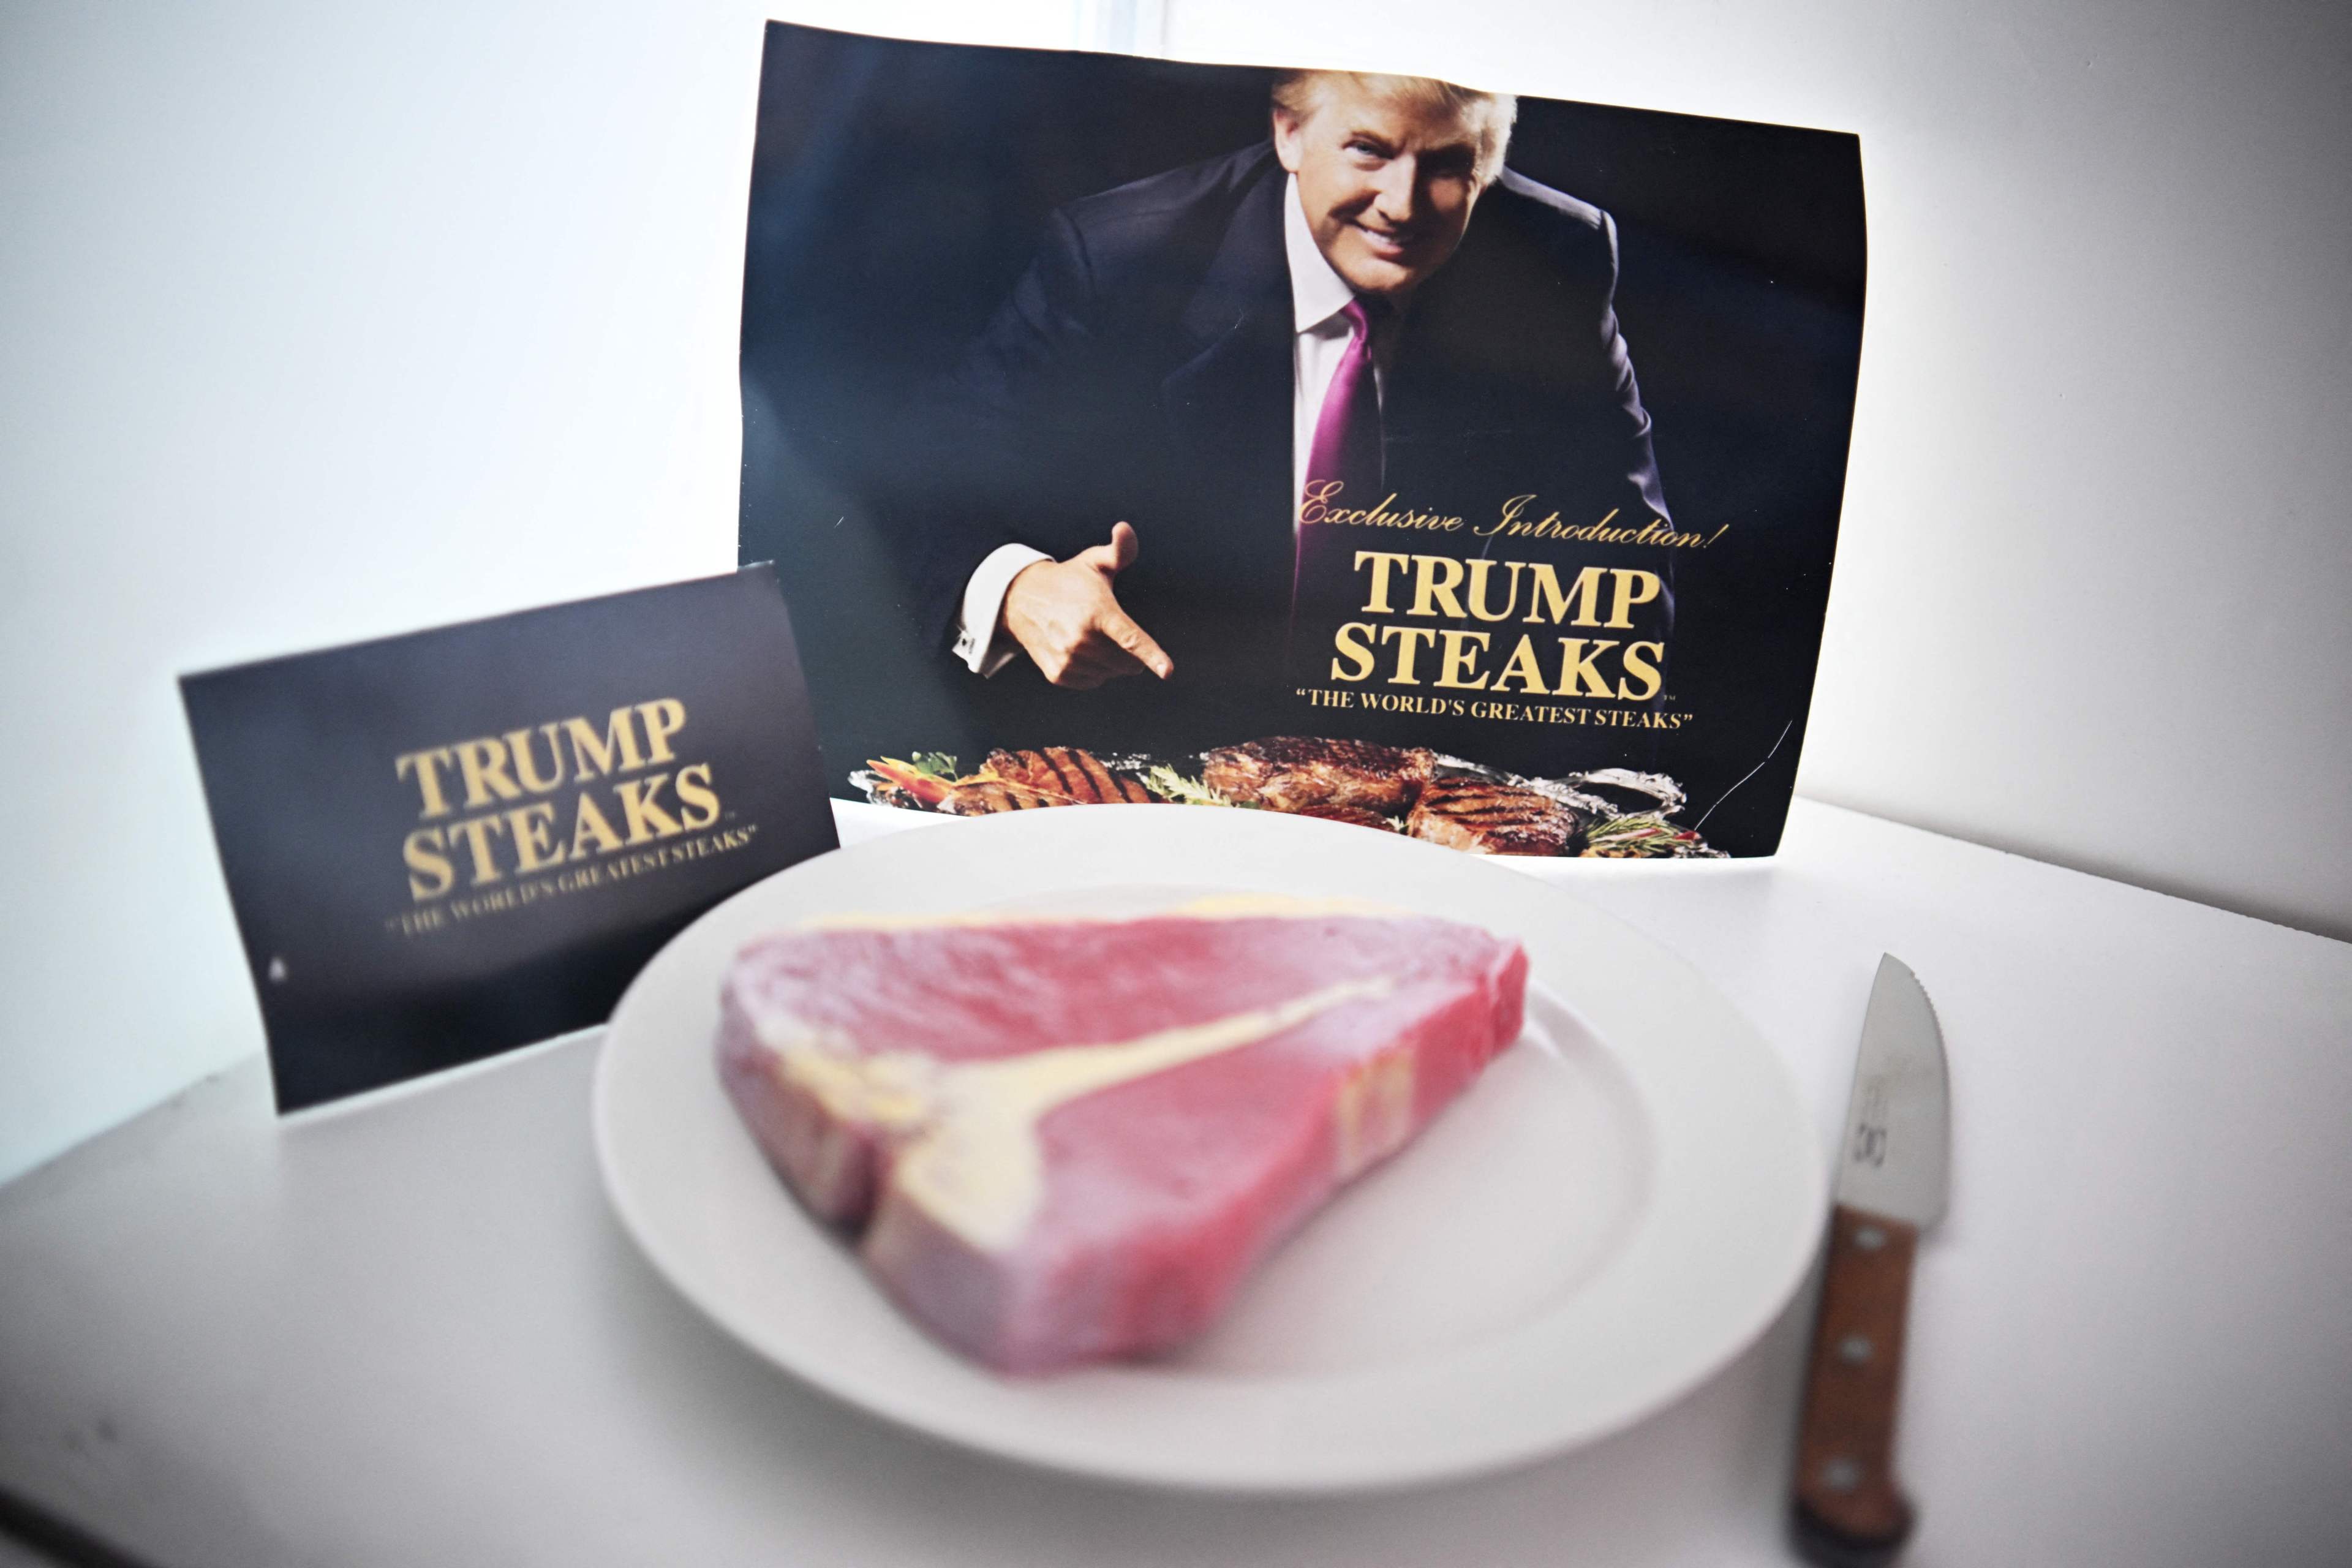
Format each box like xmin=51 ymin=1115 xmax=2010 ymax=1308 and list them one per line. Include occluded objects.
xmin=593 ymin=805 xmax=1823 ymax=1493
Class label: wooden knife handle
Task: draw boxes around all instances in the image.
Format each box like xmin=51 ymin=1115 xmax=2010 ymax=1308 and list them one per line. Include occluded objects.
xmin=1790 ymin=1204 xmax=1919 ymax=1567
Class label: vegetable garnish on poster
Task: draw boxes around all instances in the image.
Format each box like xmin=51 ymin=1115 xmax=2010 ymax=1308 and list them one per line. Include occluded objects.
xmin=739 ymin=23 xmax=1864 ymax=858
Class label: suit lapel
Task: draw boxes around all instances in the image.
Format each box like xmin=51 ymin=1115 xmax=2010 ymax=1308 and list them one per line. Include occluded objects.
xmin=1159 ymin=165 xmax=1294 ymax=556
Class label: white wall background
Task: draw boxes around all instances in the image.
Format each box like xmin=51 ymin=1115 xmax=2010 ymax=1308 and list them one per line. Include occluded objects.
xmin=1 ymin=0 xmax=2345 ymax=1184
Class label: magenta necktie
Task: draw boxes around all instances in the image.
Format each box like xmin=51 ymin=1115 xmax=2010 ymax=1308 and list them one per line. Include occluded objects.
xmin=1302 ymin=297 xmax=1384 ymax=510
xmin=1292 ymin=297 xmax=1385 ymax=647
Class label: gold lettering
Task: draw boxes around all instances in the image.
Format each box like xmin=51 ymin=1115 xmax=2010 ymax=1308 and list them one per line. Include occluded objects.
xmin=453 ymin=737 xmax=521 ymax=809
xmin=1525 ymin=564 xmax=1610 ymax=627
xmin=564 ymin=709 xmax=646 ymax=778
xmin=1433 ymin=630 xmax=1491 ymax=690
xmin=394 ymin=747 xmax=458 ymax=820
xmin=570 ymin=791 xmax=624 ymax=856
xmin=1379 ymin=626 xmax=1439 ymax=685
xmin=1464 ymin=559 xmax=1521 ymax=622
xmin=1330 ymin=622 xmax=1378 ymax=682
xmin=1619 ymin=641 xmax=1665 ymax=701
xmin=503 ymin=724 xmax=569 ymax=793
xmin=447 ymin=814 xmax=510 ymax=885
xmin=506 ymin=801 xmax=565 ymax=872
xmin=403 ymin=827 xmax=454 ymax=900
xmin=1493 ymin=634 xmax=1550 ymax=694
xmin=636 ymin=699 xmax=687 ymax=764
xmin=616 ymin=774 xmax=681 ymax=843
xmin=675 ymin=763 xmax=721 ymax=830
xmin=1474 ymin=494 xmax=1539 ymax=539
xmin=1556 ymin=639 xmax=1621 ymax=698
xmin=1607 ymin=569 xmax=1662 ymax=629
xmin=1410 ymin=554 xmax=1467 ymax=619
xmin=1354 ymin=551 xmax=1412 ymax=614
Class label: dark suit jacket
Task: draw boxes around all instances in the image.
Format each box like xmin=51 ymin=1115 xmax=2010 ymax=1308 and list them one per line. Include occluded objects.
xmin=887 ymin=140 xmax=1670 ymax=757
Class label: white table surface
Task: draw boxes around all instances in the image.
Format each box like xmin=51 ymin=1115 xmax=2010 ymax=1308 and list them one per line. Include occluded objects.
xmin=2 ymin=799 xmax=2348 ymax=1567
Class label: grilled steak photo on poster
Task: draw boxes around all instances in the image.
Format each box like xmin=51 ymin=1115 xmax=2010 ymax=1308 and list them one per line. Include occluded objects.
xmin=737 ymin=26 xmax=1866 ymax=854
xmin=855 ymin=739 xmax=1726 ymax=859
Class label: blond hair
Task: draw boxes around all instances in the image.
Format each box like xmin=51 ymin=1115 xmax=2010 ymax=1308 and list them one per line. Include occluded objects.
xmin=1270 ymin=70 xmax=1518 ymax=186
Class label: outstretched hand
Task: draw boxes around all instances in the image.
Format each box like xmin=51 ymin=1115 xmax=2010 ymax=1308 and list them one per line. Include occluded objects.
xmin=1000 ymin=522 xmax=1174 ymax=689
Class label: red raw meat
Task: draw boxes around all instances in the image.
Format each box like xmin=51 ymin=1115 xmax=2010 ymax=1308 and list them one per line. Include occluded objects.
xmin=717 ymin=901 xmax=1528 ymax=1373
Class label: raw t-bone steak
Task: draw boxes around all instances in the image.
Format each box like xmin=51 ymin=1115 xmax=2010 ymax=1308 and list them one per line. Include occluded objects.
xmin=717 ymin=901 xmax=1528 ymax=1373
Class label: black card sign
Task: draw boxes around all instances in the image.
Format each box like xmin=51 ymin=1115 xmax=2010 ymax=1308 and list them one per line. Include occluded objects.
xmin=182 ymin=565 xmax=838 ymax=1110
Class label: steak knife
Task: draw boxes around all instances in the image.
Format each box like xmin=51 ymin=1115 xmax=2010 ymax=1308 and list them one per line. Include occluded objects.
xmin=1791 ymin=954 xmax=1950 ymax=1568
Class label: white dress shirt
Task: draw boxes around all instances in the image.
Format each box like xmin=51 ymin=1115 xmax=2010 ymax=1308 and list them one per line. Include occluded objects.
xmin=953 ymin=174 xmax=1379 ymax=676
xmin=1284 ymin=170 xmax=1381 ymax=511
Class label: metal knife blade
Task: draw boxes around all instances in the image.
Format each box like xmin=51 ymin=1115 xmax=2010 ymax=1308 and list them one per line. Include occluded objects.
xmin=1834 ymin=955 xmax=1951 ymax=1229
xmin=1791 ymin=954 xmax=1951 ymax=1568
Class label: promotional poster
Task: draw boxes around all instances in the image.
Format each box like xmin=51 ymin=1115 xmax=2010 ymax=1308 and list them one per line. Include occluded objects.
xmin=182 ymin=567 xmax=838 ymax=1109
xmin=739 ymin=23 xmax=1865 ymax=858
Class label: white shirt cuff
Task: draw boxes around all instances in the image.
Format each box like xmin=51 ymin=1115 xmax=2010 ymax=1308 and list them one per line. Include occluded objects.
xmin=952 ymin=543 xmax=1053 ymax=676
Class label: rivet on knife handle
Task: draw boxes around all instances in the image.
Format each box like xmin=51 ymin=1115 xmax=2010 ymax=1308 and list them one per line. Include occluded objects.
xmin=1791 ymin=1202 xmax=1918 ymax=1567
